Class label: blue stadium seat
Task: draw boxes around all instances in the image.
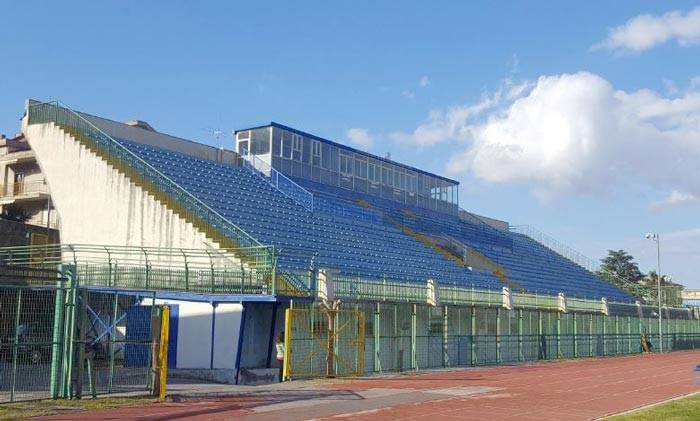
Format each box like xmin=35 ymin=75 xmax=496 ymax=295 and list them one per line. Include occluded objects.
xmin=118 ymin=138 xmax=633 ymax=302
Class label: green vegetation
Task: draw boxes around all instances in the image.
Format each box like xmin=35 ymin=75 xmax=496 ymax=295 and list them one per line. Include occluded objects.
xmin=607 ymin=393 xmax=700 ymax=421
xmin=0 ymin=397 xmax=157 ymax=420
xmin=597 ymin=249 xmax=684 ymax=305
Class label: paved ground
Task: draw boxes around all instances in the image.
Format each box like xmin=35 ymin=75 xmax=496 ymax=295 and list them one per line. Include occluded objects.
xmin=41 ymin=350 xmax=700 ymax=420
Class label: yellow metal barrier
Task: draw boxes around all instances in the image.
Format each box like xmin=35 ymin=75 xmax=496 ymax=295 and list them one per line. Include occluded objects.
xmin=158 ymin=305 xmax=170 ymax=400
xmin=284 ymin=307 xmax=365 ymax=380
xmin=283 ymin=309 xmax=292 ymax=381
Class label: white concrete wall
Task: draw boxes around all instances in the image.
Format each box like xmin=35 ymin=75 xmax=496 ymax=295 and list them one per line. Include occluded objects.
xmin=23 ymin=122 xmax=222 ymax=253
xmin=212 ymin=303 xmax=244 ymax=369
xmin=154 ymin=299 xmax=243 ymax=370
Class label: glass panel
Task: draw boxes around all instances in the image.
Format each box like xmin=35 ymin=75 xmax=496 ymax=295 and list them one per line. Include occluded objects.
xmin=272 ymin=128 xmax=282 ymax=156
xmin=302 ymin=137 xmax=312 ymax=164
xmin=292 ymin=134 xmax=302 ymax=161
xmin=238 ymin=140 xmax=249 ymax=155
xmin=340 ymin=152 xmax=353 ymax=176
xmin=282 ymin=131 xmax=292 ymax=159
xmin=250 ymin=128 xmax=270 ymax=155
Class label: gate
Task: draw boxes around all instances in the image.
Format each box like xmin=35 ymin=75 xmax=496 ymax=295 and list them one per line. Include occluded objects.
xmin=0 ymin=274 xmax=166 ymax=403
xmin=284 ymin=307 xmax=365 ymax=380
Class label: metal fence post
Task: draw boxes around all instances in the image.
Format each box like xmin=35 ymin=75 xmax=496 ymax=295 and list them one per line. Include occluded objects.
xmin=10 ymin=289 xmax=23 ymax=402
xmin=411 ymin=304 xmax=417 ymax=370
xmin=538 ymin=310 xmax=544 ymax=360
xmin=573 ymin=313 xmax=578 ymax=358
xmin=615 ymin=316 xmax=620 ymax=355
xmin=108 ymin=292 xmax=119 ymax=393
xmin=62 ymin=279 xmax=78 ymax=399
xmin=374 ymin=303 xmax=380 ymax=373
xmin=496 ymin=307 xmax=501 ymax=364
xmin=666 ymin=312 xmax=670 ymax=351
xmin=627 ymin=316 xmax=632 ymax=354
xmin=470 ymin=305 xmax=476 ymax=366
xmin=602 ymin=315 xmax=607 ymax=355
xmin=50 ymin=280 xmax=66 ymax=399
xmin=442 ymin=305 xmax=449 ymax=367
xmin=556 ymin=311 xmax=561 ymax=359
xmin=589 ymin=314 xmax=593 ymax=356
xmin=518 ymin=309 xmax=523 ymax=362
xmin=74 ymin=288 xmax=88 ymax=399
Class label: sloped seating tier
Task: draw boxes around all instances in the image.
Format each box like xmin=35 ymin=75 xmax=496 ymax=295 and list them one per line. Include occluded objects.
xmin=290 ymin=178 xmax=633 ymax=303
xmin=118 ymin=139 xmax=502 ymax=290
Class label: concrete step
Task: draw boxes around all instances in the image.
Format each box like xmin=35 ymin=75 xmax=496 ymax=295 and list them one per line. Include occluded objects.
xmin=168 ymin=367 xmax=280 ymax=386
xmin=239 ymin=368 xmax=280 ymax=386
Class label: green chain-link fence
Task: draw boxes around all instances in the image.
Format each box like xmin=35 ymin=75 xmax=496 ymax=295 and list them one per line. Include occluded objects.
xmin=0 ymin=280 xmax=165 ymax=403
xmin=285 ymin=301 xmax=700 ymax=379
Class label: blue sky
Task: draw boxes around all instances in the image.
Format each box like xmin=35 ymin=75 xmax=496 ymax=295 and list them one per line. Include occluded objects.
xmin=2 ymin=1 xmax=699 ymax=287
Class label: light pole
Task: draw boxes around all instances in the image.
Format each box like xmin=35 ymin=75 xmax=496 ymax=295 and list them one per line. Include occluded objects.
xmin=645 ymin=233 xmax=663 ymax=352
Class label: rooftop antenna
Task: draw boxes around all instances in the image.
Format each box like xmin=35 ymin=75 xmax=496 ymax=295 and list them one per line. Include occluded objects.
xmin=201 ymin=127 xmax=224 ymax=150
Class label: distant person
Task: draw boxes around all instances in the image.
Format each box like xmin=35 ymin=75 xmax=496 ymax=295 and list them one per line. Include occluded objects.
xmin=276 ymin=331 xmax=285 ymax=382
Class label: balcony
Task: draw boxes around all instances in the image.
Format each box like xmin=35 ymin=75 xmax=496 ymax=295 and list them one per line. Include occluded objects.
xmin=0 ymin=149 xmax=36 ymax=164
xmin=0 ymin=181 xmax=50 ymax=204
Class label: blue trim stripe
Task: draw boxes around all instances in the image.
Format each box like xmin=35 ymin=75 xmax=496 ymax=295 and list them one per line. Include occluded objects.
xmin=209 ymin=303 xmax=217 ymax=369
xmin=234 ymin=304 xmax=247 ymax=385
xmin=266 ymin=303 xmax=279 ymax=368
xmin=167 ymin=304 xmax=179 ymax=369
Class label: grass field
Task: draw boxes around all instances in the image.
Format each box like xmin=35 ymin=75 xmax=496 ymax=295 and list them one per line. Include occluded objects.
xmin=607 ymin=393 xmax=700 ymax=420
xmin=0 ymin=397 xmax=157 ymax=420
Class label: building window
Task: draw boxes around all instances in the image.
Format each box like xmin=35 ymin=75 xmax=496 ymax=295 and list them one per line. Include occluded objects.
xmin=292 ymin=134 xmax=302 ymax=161
xmin=354 ymin=157 xmax=367 ymax=180
xmin=368 ymin=163 xmax=379 ymax=184
xmin=238 ymin=140 xmax=249 ymax=155
xmin=340 ymin=153 xmax=353 ymax=176
xmin=312 ymin=140 xmax=321 ymax=166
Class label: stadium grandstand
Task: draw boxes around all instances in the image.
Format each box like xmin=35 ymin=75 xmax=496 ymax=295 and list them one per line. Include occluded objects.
xmin=0 ymin=100 xmax=698 ymax=402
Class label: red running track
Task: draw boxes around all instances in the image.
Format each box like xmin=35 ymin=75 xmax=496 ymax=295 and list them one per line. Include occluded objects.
xmin=41 ymin=350 xmax=700 ymax=420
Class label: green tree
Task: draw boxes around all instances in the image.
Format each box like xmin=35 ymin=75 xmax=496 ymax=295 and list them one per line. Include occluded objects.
xmin=598 ymin=249 xmax=644 ymax=285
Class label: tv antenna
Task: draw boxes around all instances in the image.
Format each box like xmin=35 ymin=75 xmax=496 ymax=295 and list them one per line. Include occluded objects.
xmin=202 ymin=127 xmax=225 ymax=150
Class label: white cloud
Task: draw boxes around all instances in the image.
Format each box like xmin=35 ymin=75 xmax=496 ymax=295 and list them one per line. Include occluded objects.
xmin=509 ymin=53 xmax=519 ymax=74
xmin=393 ymin=71 xmax=700 ymax=201
xmin=593 ymin=6 xmax=700 ymax=53
xmin=346 ymin=128 xmax=374 ymax=149
xmin=402 ymin=90 xmax=415 ymax=99
xmin=666 ymin=190 xmax=698 ymax=206
xmin=419 ymin=75 xmax=430 ymax=88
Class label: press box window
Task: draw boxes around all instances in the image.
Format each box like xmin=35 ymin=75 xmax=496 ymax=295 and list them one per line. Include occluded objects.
xmin=340 ymin=153 xmax=353 ymax=176
xmin=292 ymin=134 xmax=303 ymax=161
xmin=312 ymin=140 xmax=322 ymax=166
